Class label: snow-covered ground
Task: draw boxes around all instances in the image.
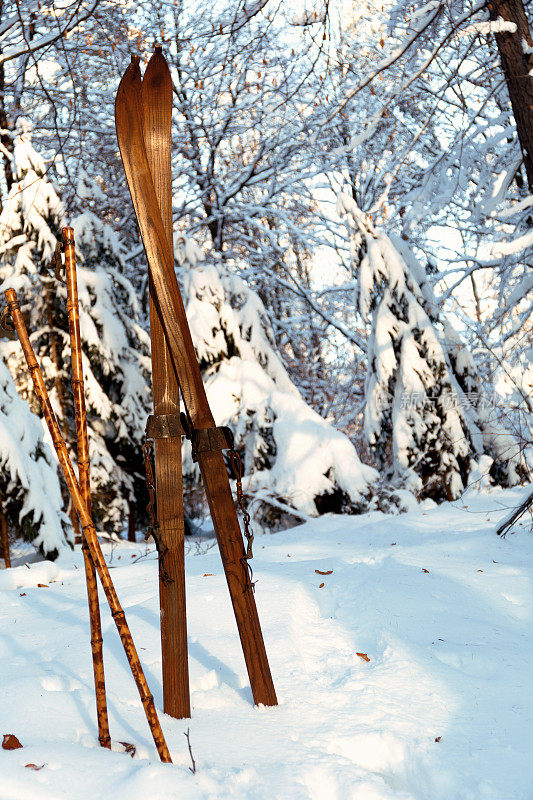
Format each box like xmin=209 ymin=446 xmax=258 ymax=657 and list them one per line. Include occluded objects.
xmin=1 ymin=487 xmax=532 ymax=799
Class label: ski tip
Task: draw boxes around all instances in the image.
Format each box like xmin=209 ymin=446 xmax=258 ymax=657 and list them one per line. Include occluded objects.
xmin=144 ymin=47 xmax=171 ymax=93
xmin=117 ymin=56 xmax=142 ymax=100
xmin=146 ymin=46 xmax=169 ymax=71
xmin=115 ymin=56 xmax=143 ymax=128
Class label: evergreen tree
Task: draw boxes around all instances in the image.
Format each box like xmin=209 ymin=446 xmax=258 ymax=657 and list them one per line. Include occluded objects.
xmin=444 ymin=324 xmax=530 ymax=487
xmin=0 ymin=357 xmax=71 ymax=559
xmin=0 ymin=118 xmax=151 ymax=537
xmin=338 ymin=193 xmax=474 ymax=501
xmin=339 ymin=191 xmax=531 ymax=500
xmin=178 ymin=239 xmax=377 ymax=530
xmin=69 ymin=205 xmax=152 ymax=533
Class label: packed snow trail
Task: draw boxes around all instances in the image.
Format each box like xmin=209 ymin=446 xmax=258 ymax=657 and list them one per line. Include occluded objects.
xmin=0 ymin=487 xmax=532 ymax=799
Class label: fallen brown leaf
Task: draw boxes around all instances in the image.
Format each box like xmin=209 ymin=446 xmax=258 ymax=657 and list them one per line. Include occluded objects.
xmin=25 ymin=763 xmax=44 ymax=770
xmin=19 ymin=593 xmax=26 ymax=597
xmin=315 ymin=569 xmax=333 ymax=575
xmin=203 ymin=573 xmax=214 ymax=577
xmin=477 ymin=569 xmax=483 ymax=572
xmin=390 ymin=543 xmax=397 ymax=546
xmin=37 ymin=583 xmax=48 ymax=588
xmin=356 ymin=652 xmax=370 ymax=662
xmin=435 ymin=736 xmax=441 ymax=743
xmin=119 ymin=741 xmax=136 ymax=758
xmin=2 ymin=734 xmax=22 ymax=750
xmin=318 ymin=582 xmax=325 ymax=588
xmin=422 ymin=568 xmax=429 ymax=573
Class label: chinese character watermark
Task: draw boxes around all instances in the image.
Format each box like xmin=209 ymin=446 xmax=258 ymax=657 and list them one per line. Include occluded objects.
xmin=374 ymin=391 xmax=497 ymax=412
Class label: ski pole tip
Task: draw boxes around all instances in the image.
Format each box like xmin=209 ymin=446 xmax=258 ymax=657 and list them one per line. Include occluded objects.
xmin=62 ymin=227 xmax=74 ymax=244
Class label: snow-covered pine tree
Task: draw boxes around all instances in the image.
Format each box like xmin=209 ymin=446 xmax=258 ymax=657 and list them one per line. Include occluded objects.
xmin=177 ymin=239 xmax=377 ymax=529
xmin=68 ymin=204 xmax=152 ymax=533
xmin=0 ymin=119 xmax=151 ymax=536
xmin=337 ymin=193 xmax=475 ymax=501
xmin=444 ymin=324 xmax=531 ymax=487
xmin=0 ymin=357 xmax=71 ymax=559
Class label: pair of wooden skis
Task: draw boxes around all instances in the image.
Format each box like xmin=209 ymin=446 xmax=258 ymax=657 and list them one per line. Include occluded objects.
xmin=4 ymin=233 xmax=172 ymax=762
xmin=115 ymin=50 xmax=277 ymax=712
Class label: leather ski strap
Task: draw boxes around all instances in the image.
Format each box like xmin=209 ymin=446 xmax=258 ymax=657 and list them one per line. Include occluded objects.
xmin=180 ymin=414 xmax=255 ymax=587
xmin=180 ymin=412 xmax=233 ymax=463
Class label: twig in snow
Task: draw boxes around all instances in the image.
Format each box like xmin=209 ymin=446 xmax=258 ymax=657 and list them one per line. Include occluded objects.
xmin=184 ymin=728 xmax=196 ymax=774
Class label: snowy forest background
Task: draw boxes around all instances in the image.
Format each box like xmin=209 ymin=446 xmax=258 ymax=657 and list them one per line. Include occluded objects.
xmin=0 ymin=0 xmax=531 ymax=558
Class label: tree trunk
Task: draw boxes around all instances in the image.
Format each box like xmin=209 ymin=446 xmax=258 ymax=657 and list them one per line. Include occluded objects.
xmin=0 ymin=507 xmax=10 ymax=568
xmin=128 ymin=502 xmax=136 ymax=542
xmin=488 ymin=0 xmax=533 ymax=192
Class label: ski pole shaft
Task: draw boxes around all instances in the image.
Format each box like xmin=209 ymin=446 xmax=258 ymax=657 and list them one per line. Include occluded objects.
xmin=63 ymin=227 xmax=111 ymax=749
xmin=4 ymin=288 xmax=172 ymax=764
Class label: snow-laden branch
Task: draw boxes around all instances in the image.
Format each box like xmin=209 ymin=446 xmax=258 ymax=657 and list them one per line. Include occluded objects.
xmin=492 ymin=228 xmax=533 ymax=257
xmin=0 ymin=0 xmax=100 ymax=66
xmin=461 ymin=17 xmax=518 ymax=36
xmin=291 ymin=6 xmax=327 ymax=27
xmin=318 ymin=0 xmax=486 ymax=128
xmin=268 ymin=270 xmax=367 ymax=353
xmin=499 ymin=194 xmax=533 ymax=218
xmin=214 ymin=0 xmax=270 ymax=34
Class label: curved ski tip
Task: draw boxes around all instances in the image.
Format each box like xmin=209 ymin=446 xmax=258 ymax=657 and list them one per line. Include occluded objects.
xmin=115 ymin=56 xmax=142 ymax=118
xmin=147 ymin=46 xmax=168 ymax=70
xmin=144 ymin=47 xmax=171 ymax=89
xmin=118 ymin=56 xmax=142 ymax=91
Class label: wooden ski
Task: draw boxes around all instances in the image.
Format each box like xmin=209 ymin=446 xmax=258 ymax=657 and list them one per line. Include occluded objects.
xmin=115 ymin=54 xmax=277 ymax=707
xmin=141 ymin=48 xmax=190 ymax=720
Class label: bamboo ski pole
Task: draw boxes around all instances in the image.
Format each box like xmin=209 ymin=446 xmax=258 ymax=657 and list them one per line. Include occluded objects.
xmin=63 ymin=227 xmax=111 ymax=749
xmin=4 ymin=288 xmax=172 ymax=765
